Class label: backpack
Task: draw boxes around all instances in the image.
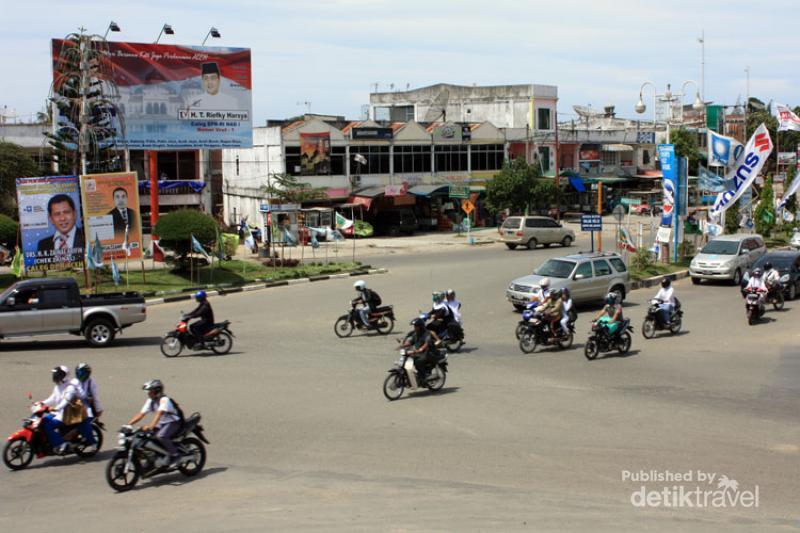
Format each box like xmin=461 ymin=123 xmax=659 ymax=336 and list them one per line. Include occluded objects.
xmin=167 ymin=397 xmax=186 ymax=425
xmin=366 ymin=289 xmax=382 ymax=307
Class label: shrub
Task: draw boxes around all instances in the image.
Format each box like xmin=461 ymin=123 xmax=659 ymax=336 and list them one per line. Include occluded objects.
xmin=154 ymin=209 xmax=218 ymax=260
xmin=631 ymin=247 xmax=654 ymax=271
xmin=0 ymin=214 xmax=18 ymax=245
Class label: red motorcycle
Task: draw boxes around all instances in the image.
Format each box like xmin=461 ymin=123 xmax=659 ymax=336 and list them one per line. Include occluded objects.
xmin=3 ymin=399 xmax=104 ymax=470
xmin=160 ymin=316 xmax=234 ymax=357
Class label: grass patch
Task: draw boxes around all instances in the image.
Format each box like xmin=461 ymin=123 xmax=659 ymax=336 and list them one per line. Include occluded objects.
xmin=1 ymin=260 xmax=363 ymax=295
xmin=629 ymin=260 xmax=691 ymax=281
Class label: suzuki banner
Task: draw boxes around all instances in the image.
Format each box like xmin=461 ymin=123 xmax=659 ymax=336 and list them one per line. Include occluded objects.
xmin=657 ymin=144 xmax=677 ymax=227
xmin=711 ymin=123 xmax=774 ymax=216
xmin=773 ymin=103 xmax=800 ymax=132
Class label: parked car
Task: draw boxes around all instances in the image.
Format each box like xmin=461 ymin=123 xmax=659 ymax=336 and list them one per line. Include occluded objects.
xmin=506 ymin=252 xmax=631 ymax=311
xmin=689 ymin=234 xmax=766 ymax=285
xmin=790 ymin=229 xmax=800 ymax=250
xmin=743 ymin=251 xmax=800 ymax=300
xmin=374 ymin=209 xmax=417 ymax=236
xmin=631 ymin=202 xmax=654 ymax=216
xmin=0 ymin=278 xmax=146 ymax=347
xmin=500 ymin=216 xmax=576 ymax=250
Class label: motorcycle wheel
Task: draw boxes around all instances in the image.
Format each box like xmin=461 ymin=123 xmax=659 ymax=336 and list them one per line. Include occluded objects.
xmin=772 ymin=293 xmax=785 ymax=311
xmin=558 ymin=332 xmax=574 ymax=350
xmin=642 ymin=319 xmax=657 ymax=339
xmin=515 ymin=323 xmax=527 ymax=340
xmin=374 ymin=316 xmax=395 ymax=335
xmin=211 ymin=332 xmax=233 ymax=355
xmin=519 ymin=333 xmax=537 ymax=354
xmin=3 ymin=437 xmax=33 ymax=471
xmin=445 ymin=338 xmax=463 ymax=353
xmin=747 ymin=309 xmax=755 ymax=326
xmin=160 ymin=335 xmax=183 ymax=357
xmin=427 ymin=366 xmax=447 ymax=391
xmin=383 ymin=373 xmax=404 ymax=401
xmin=74 ymin=425 xmax=103 ymax=458
xmin=618 ymin=332 xmax=632 ymax=354
xmin=334 ymin=317 xmax=354 ymax=338
xmin=178 ymin=437 xmax=206 ymax=476
xmin=669 ymin=317 xmax=682 ymax=335
xmin=584 ymin=338 xmax=599 ymax=360
xmin=106 ymin=452 xmax=139 ymax=492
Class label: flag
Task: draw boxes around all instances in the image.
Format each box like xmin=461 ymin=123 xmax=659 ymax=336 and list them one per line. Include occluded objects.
xmin=779 ymin=172 xmax=800 ymax=209
xmin=711 ymin=123 xmax=773 ymax=216
xmin=335 ymin=212 xmax=353 ymax=230
xmin=698 ymin=165 xmax=734 ymax=193
xmin=617 ymin=226 xmax=636 ymax=252
xmin=10 ymin=246 xmax=22 ymax=278
xmin=761 ymin=209 xmax=775 ymax=224
xmin=191 ymin=234 xmax=211 ymax=261
xmin=152 ymin=239 xmax=165 ymax=262
xmin=353 ymin=153 xmax=368 ymax=166
xmin=87 ymin=235 xmax=104 ymax=270
xmin=707 ymin=130 xmax=744 ymax=167
xmin=215 ymin=227 xmax=226 ymax=259
xmin=111 ymin=258 xmax=121 ymax=286
xmin=310 ymin=229 xmax=320 ymax=249
xmin=773 ymin=103 xmax=800 ymax=132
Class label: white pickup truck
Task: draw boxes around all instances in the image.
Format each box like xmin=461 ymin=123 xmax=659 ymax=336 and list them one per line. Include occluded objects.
xmin=0 ymin=278 xmax=146 ymax=347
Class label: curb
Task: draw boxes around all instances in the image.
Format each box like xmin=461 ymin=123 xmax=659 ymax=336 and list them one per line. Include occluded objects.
xmin=144 ymin=268 xmax=388 ymax=307
xmin=630 ymin=269 xmax=690 ymax=291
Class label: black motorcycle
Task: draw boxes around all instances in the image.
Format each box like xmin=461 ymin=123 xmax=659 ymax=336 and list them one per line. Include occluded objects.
xmin=383 ymin=345 xmax=448 ymax=401
xmin=421 ymin=312 xmax=464 ymax=352
xmin=584 ymin=319 xmax=633 ymax=360
xmin=334 ymin=302 xmax=395 ymax=337
xmin=105 ymin=413 xmax=209 ymax=492
xmin=743 ymin=288 xmax=766 ymax=325
xmin=642 ymin=298 xmax=683 ymax=338
xmin=160 ymin=317 xmax=234 ymax=357
xmin=518 ymin=314 xmax=575 ymax=354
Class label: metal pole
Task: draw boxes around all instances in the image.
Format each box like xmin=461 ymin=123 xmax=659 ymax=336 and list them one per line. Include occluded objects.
xmin=597 ymin=182 xmax=603 ymax=251
xmin=554 ymin=100 xmax=561 ymax=221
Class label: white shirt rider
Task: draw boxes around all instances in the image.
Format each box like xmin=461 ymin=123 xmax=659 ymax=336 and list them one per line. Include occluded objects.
xmin=654 ymin=285 xmax=676 ymax=306
xmin=764 ymin=268 xmax=780 ymax=288
xmin=71 ymin=377 xmax=102 ymax=418
xmin=745 ymin=275 xmax=767 ymax=292
xmin=42 ymin=381 xmax=78 ymax=423
xmin=140 ymin=396 xmax=180 ymax=427
xmin=446 ymin=299 xmax=462 ymax=324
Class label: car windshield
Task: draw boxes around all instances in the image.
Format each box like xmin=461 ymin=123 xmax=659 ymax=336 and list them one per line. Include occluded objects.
xmin=754 ymin=256 xmax=794 ymax=269
xmin=700 ymin=240 xmax=739 ymax=255
xmin=502 ymin=217 xmax=521 ymax=229
xmin=534 ymin=259 xmax=576 ymax=279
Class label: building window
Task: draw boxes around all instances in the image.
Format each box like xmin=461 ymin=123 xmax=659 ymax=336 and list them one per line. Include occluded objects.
xmin=393 ymin=145 xmax=432 ymax=174
xmin=330 ymin=146 xmax=345 ymax=175
xmin=285 ymin=146 xmax=301 ymax=175
xmin=470 ymin=144 xmax=505 ymax=171
xmin=350 ymin=145 xmax=390 ymax=174
xmin=152 ymin=150 xmax=198 ymax=180
xmin=601 ymin=151 xmax=618 ymax=166
xmin=434 ymin=145 xmax=468 ymax=173
xmin=537 ymin=147 xmax=551 ymax=172
xmin=537 ymin=108 xmax=552 ymax=130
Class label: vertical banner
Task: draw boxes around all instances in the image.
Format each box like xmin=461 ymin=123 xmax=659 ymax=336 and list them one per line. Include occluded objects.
xmin=80 ymin=172 xmax=144 ymax=260
xmin=300 ymin=133 xmax=331 ymax=175
xmin=16 ymin=175 xmax=84 ymax=272
xmin=657 ymin=144 xmax=677 ymax=227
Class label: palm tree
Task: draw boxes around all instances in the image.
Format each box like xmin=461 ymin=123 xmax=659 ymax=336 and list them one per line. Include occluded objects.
xmin=717 ymin=475 xmax=739 ymax=492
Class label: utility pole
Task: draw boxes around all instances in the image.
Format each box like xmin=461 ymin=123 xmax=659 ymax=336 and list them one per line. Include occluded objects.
xmin=744 ymin=66 xmax=750 ymax=138
xmin=698 ymin=30 xmax=706 ymax=128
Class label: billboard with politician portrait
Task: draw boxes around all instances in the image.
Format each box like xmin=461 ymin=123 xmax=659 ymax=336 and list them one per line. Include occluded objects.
xmin=51 ymin=40 xmax=253 ymax=149
xmin=80 ymin=172 xmax=144 ymax=261
xmin=16 ymin=175 xmax=85 ymax=272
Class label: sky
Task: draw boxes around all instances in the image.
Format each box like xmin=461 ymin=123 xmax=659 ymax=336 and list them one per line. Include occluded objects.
xmin=2 ymin=0 xmax=798 ymax=125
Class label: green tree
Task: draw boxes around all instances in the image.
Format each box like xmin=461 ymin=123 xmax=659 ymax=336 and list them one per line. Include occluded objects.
xmin=262 ymin=173 xmax=326 ymax=203
xmin=783 ymin=165 xmax=798 ymax=217
xmin=669 ymin=127 xmax=703 ymax=175
xmin=154 ymin=209 xmax=219 ymax=267
xmin=724 ymin=200 xmax=741 ymax=235
xmin=0 ymin=142 xmax=39 ymax=218
xmin=0 ymin=213 xmax=18 ymax=245
xmin=485 ymin=157 xmax=543 ymax=214
xmin=754 ymin=175 xmax=776 ymax=237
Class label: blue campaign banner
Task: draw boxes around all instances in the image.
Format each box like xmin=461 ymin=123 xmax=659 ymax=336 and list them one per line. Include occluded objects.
xmin=658 ymin=144 xmax=677 ymax=226
xmin=16 ymin=175 xmax=84 ymax=272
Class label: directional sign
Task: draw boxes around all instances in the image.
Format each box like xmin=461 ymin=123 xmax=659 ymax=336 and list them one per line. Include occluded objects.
xmin=612 ymin=204 xmax=626 ymax=222
xmin=581 ymin=214 xmax=602 ymax=231
xmin=620 ymin=197 xmax=641 ymax=206
xmin=449 ymin=185 xmax=470 ymax=199
xmin=461 ymin=199 xmax=475 ymax=215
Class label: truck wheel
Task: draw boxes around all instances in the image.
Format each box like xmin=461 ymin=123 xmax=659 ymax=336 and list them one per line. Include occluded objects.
xmin=85 ymin=318 xmax=116 ymax=347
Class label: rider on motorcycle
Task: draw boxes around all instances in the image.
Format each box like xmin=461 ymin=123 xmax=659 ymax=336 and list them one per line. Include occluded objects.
xmin=353 ymin=280 xmax=381 ymax=327
xmin=560 ymin=287 xmax=574 ymax=335
xmin=186 ymin=290 xmax=214 ymax=340
xmin=445 ymin=289 xmax=462 ymax=324
xmin=41 ymin=365 xmax=95 ymax=453
xmin=127 ymin=379 xmax=182 ymax=468
xmin=403 ymin=318 xmax=438 ymax=385
xmin=744 ymin=268 xmax=768 ymax=306
xmin=593 ymin=292 xmax=623 ymax=336
xmin=428 ymin=292 xmax=453 ymax=334
xmin=654 ymin=278 xmax=676 ymax=325
xmin=542 ymin=289 xmax=563 ymax=337
xmin=763 ymin=262 xmax=781 ymax=297
xmin=71 ymin=362 xmax=102 ymax=421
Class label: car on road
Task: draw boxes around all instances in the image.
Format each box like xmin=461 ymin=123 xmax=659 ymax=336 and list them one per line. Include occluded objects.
xmin=742 ymin=250 xmax=800 ymax=300
xmin=689 ymin=234 xmax=766 ymax=285
xmin=0 ymin=278 xmax=146 ymax=347
xmin=500 ymin=216 xmax=575 ymax=250
xmin=506 ymin=251 xmax=631 ymax=310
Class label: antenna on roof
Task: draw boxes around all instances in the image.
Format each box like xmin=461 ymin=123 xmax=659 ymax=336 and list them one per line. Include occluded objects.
xmin=372 ymin=83 xmax=379 ymax=93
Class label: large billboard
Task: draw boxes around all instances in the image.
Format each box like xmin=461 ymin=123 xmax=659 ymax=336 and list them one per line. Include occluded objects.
xmin=52 ymin=40 xmax=253 ymax=149
xmin=80 ymin=172 xmax=144 ymax=261
xmin=16 ymin=175 xmax=85 ymax=272
xmin=300 ymin=133 xmax=330 ymax=175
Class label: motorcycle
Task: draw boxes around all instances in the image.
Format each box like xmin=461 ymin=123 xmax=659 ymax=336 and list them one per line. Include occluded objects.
xmin=518 ymin=313 xmax=575 ymax=354
xmin=584 ymin=319 xmax=633 ymax=360
xmin=743 ymin=288 xmax=766 ymax=325
xmin=641 ymin=298 xmax=683 ymax=338
xmin=105 ymin=412 xmax=209 ymax=492
xmin=516 ymin=301 xmax=576 ymax=340
xmin=419 ymin=311 xmax=464 ymax=352
xmin=766 ymin=279 xmax=787 ymax=311
xmin=383 ymin=346 xmax=448 ymax=401
xmin=160 ymin=316 xmax=234 ymax=357
xmin=334 ymin=302 xmax=395 ymax=337
xmin=3 ymin=399 xmax=103 ymax=470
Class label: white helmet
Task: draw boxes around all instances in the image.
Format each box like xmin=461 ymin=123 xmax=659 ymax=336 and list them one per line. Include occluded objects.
xmin=539 ymin=277 xmax=551 ymax=290
xmin=353 ymin=280 xmax=366 ymax=291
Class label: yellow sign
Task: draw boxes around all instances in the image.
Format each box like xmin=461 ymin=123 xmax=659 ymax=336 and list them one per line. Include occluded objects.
xmin=462 ymin=199 xmax=475 ymax=215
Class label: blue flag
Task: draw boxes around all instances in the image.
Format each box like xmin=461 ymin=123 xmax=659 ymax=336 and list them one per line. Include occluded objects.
xmin=111 ymin=258 xmax=121 ymax=286
xmin=87 ymin=235 xmax=104 ymax=270
xmin=191 ymin=234 xmax=211 ymax=261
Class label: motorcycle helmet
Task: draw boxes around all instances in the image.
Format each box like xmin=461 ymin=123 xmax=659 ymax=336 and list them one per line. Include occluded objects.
xmin=539 ymin=278 xmax=551 ymax=291
xmin=764 ymin=262 xmax=773 ymax=271
xmin=432 ymin=291 xmax=443 ymax=303
xmin=194 ymin=290 xmax=207 ymax=301
xmin=353 ymin=280 xmax=366 ymax=292
xmin=605 ymin=292 xmax=618 ymax=306
xmin=51 ymin=365 xmax=68 ymax=384
xmin=75 ymin=362 xmax=91 ymax=382
xmin=142 ymin=379 xmax=164 ymax=395
xmin=752 ymin=268 xmax=763 ymax=278
xmin=548 ymin=288 xmax=561 ymax=300
xmin=661 ymin=278 xmax=671 ymax=288
xmin=445 ymin=289 xmax=456 ymax=300
xmin=412 ymin=318 xmax=425 ymax=330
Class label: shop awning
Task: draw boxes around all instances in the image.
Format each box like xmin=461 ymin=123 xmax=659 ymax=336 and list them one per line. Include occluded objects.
xmin=585 ymin=176 xmax=633 ymax=184
xmin=408 ymin=184 xmax=450 ymax=197
xmin=602 ymin=144 xmax=634 ymax=152
xmin=324 ymin=187 xmax=351 ymax=199
xmin=568 ymin=177 xmax=586 ymax=192
xmin=351 ymin=186 xmax=386 ymax=198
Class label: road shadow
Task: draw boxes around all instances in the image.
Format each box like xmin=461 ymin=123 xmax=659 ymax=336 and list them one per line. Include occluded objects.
xmin=0 ymin=336 xmax=164 ymax=352
xmin=168 ymin=350 xmax=243 ymax=358
xmin=21 ymin=448 xmax=117 ymax=470
xmin=129 ymin=466 xmax=228 ymax=491
xmin=643 ymin=330 xmax=691 ymax=340
xmin=397 ymin=386 xmax=461 ymax=401
xmin=593 ymin=349 xmax=641 ymax=360
xmin=454 ymin=346 xmax=478 ymax=354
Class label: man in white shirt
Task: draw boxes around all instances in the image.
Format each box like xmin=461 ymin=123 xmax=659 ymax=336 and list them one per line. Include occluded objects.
xmin=445 ymin=289 xmax=462 ymax=324
xmin=763 ymin=261 xmax=781 ymax=294
xmin=41 ymin=365 xmax=94 ymax=453
xmin=128 ymin=379 xmax=182 ymax=467
xmin=654 ymin=278 xmax=676 ymax=325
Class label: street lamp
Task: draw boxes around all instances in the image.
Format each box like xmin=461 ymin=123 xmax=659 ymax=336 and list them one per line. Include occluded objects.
xmin=635 ymin=80 xmax=703 ymax=141
xmin=155 ymin=24 xmax=174 ymax=44
xmin=103 ymin=21 xmax=120 ymax=40
xmin=202 ymin=27 xmax=221 ymax=46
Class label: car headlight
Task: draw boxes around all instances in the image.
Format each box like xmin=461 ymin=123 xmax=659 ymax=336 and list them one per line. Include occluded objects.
xmin=508 ymin=283 xmax=514 ymax=290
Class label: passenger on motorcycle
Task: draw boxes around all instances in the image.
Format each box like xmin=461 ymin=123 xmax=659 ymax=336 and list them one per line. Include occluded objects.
xmin=403 ymin=318 xmax=438 ymax=384
xmin=745 ymin=268 xmax=768 ymax=298
xmin=71 ymin=362 xmax=102 ymax=421
xmin=654 ymin=278 xmax=676 ymax=325
xmin=763 ymin=262 xmax=781 ymax=294
xmin=428 ymin=292 xmax=453 ymax=333
xmin=127 ymin=379 xmax=182 ymax=468
xmin=445 ymin=289 xmax=462 ymax=324
xmin=542 ymin=289 xmax=563 ymax=337
xmin=186 ymin=290 xmax=214 ymax=340
xmin=41 ymin=365 xmax=95 ymax=453
xmin=353 ymin=280 xmax=381 ymax=327
xmin=593 ymin=293 xmax=623 ymax=335
xmin=560 ymin=288 xmax=574 ymax=335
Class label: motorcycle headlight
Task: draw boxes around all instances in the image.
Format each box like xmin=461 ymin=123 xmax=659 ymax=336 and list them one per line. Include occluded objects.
xmin=780 ymin=274 xmax=790 ymax=283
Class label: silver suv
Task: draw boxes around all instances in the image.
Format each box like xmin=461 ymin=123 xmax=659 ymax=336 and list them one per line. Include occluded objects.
xmin=506 ymin=252 xmax=632 ymax=310
xmin=690 ymin=234 xmax=766 ymax=285
xmin=500 ymin=216 xmax=575 ymax=250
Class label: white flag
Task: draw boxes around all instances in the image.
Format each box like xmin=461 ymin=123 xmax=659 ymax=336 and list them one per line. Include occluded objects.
xmin=707 ymin=130 xmax=744 ymax=167
xmin=773 ymin=103 xmax=800 ymax=132
xmin=710 ymin=123 xmax=774 ymax=216
xmin=779 ymin=172 xmax=800 ymax=209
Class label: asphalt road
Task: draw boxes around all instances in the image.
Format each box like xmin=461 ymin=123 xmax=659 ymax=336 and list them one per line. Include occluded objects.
xmin=1 ymin=237 xmax=799 ymax=532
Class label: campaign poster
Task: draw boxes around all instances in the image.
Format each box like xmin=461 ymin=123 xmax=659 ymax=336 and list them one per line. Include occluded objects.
xmin=657 ymin=144 xmax=677 ymax=227
xmin=300 ymin=133 xmax=331 ymax=175
xmin=16 ymin=175 xmax=84 ymax=272
xmin=80 ymin=172 xmax=143 ymax=261
xmin=51 ymin=40 xmax=252 ymax=149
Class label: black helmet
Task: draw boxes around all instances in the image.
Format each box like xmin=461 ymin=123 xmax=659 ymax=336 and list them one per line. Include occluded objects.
xmin=143 ymin=379 xmax=164 ymax=395
xmin=412 ymin=318 xmax=425 ymax=329
xmin=51 ymin=365 xmax=68 ymax=384
xmin=661 ymin=278 xmax=671 ymax=288
xmin=752 ymin=268 xmax=763 ymax=278
xmin=764 ymin=262 xmax=773 ymax=271
xmin=75 ymin=362 xmax=91 ymax=382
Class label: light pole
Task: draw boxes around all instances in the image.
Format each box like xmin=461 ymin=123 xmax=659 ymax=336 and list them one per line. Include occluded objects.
xmin=202 ymin=27 xmax=221 ymax=46
xmin=104 ymin=21 xmax=120 ymax=40
xmin=635 ymin=81 xmax=704 ymax=143
xmin=155 ymin=24 xmax=174 ymax=44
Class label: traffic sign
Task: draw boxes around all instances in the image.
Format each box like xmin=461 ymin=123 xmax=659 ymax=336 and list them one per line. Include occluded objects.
xmin=612 ymin=204 xmax=626 ymax=222
xmin=581 ymin=214 xmax=602 ymax=231
xmin=620 ymin=197 xmax=641 ymax=206
xmin=461 ymin=199 xmax=475 ymax=215
xmin=449 ymin=185 xmax=470 ymax=199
